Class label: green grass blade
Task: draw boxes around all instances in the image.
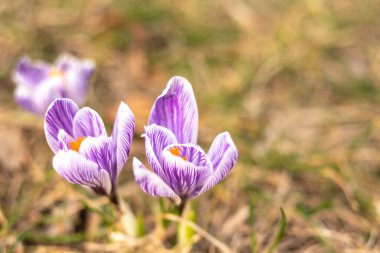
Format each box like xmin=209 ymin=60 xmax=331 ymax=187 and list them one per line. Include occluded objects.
xmin=266 ymin=208 xmax=287 ymax=253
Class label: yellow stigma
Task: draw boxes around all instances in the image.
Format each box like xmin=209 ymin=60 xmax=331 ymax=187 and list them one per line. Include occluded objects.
xmin=169 ymin=147 xmax=187 ymax=161
xmin=70 ymin=137 xmax=86 ymax=152
xmin=49 ymin=68 xmax=64 ymax=78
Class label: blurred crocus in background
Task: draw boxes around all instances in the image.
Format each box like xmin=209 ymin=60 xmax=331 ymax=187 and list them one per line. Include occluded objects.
xmin=133 ymin=76 xmax=238 ymax=204
xmin=12 ymin=54 xmax=95 ymax=115
xmin=44 ymin=98 xmax=135 ymax=201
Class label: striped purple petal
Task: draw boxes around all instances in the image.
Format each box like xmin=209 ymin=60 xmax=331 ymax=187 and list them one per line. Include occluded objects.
xmin=144 ymin=124 xmax=177 ymax=180
xmin=57 ymin=129 xmax=74 ymax=151
xmin=149 ymin=76 xmax=198 ymax=144
xmin=112 ymin=102 xmax=135 ymax=176
xmin=53 ymin=150 xmax=112 ymax=195
xmin=79 ymin=136 xmax=116 ymax=183
xmin=161 ymin=144 xmax=213 ymax=198
xmin=73 ymin=107 xmax=107 ymax=138
xmin=44 ymin=99 xmax=79 ymax=153
xmin=133 ymin=157 xmax=179 ymax=198
xmin=201 ymin=132 xmax=238 ymax=193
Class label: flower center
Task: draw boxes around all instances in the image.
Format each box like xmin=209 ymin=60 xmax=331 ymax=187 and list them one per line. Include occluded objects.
xmin=49 ymin=68 xmax=64 ymax=78
xmin=169 ymin=147 xmax=187 ymax=161
xmin=70 ymin=137 xmax=86 ymax=152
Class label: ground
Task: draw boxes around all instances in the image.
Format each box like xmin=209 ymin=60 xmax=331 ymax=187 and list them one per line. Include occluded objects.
xmin=1 ymin=0 xmax=380 ymax=252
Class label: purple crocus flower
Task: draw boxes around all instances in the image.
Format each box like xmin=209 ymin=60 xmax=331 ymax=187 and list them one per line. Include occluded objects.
xmin=44 ymin=98 xmax=135 ymax=196
xmin=13 ymin=54 xmax=95 ymax=116
xmin=133 ymin=76 xmax=238 ymax=201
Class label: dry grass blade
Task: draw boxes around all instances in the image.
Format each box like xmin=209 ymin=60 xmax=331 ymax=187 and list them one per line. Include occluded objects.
xmin=161 ymin=213 xmax=232 ymax=253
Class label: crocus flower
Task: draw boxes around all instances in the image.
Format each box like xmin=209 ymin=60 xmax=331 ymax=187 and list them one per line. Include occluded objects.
xmin=44 ymin=98 xmax=135 ymax=196
xmin=13 ymin=54 xmax=95 ymax=116
xmin=133 ymin=76 xmax=238 ymax=201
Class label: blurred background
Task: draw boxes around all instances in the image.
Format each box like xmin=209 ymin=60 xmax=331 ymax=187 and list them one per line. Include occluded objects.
xmin=1 ymin=0 xmax=380 ymax=252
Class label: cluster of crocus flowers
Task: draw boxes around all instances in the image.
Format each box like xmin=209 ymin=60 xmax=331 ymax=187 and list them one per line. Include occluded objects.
xmin=44 ymin=98 xmax=135 ymax=196
xmin=13 ymin=54 xmax=95 ymax=115
xmin=41 ymin=73 xmax=237 ymax=207
xmin=133 ymin=76 xmax=238 ymax=202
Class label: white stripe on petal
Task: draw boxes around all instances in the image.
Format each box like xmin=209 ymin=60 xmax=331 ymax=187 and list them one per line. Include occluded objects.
xmin=79 ymin=136 xmax=115 ymax=181
xmin=144 ymin=124 xmax=177 ymax=180
xmin=57 ymin=129 xmax=74 ymax=151
xmin=112 ymin=102 xmax=135 ymax=176
xmin=133 ymin=157 xmax=179 ymax=198
xmin=97 ymin=169 xmax=112 ymax=195
xmin=53 ymin=150 xmax=112 ymax=195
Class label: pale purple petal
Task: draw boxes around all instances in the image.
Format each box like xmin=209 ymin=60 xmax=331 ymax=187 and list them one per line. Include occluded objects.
xmin=81 ymin=59 xmax=96 ymax=78
xmin=79 ymin=136 xmax=116 ymax=183
xmin=56 ymin=53 xmax=95 ymax=79
xmin=161 ymin=144 xmax=213 ymax=198
xmin=31 ymin=78 xmax=65 ymax=115
xmin=112 ymin=102 xmax=135 ymax=176
xmin=63 ymin=69 xmax=91 ymax=106
xmin=149 ymin=76 xmax=198 ymax=144
xmin=201 ymin=132 xmax=238 ymax=193
xmin=12 ymin=56 xmax=49 ymax=87
xmin=56 ymin=53 xmax=73 ymax=71
xmin=53 ymin=150 xmax=112 ymax=195
xmin=57 ymin=54 xmax=95 ymax=106
xmin=15 ymin=77 xmax=64 ymax=116
xmin=144 ymin=124 xmax=177 ymax=180
xmin=133 ymin=157 xmax=179 ymax=198
xmin=73 ymin=107 xmax=107 ymax=138
xmin=14 ymin=85 xmax=38 ymax=114
xmin=44 ymin=99 xmax=79 ymax=153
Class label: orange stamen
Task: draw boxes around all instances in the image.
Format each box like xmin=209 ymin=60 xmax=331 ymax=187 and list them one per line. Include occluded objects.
xmin=169 ymin=147 xmax=180 ymax=157
xmin=169 ymin=147 xmax=187 ymax=161
xmin=49 ymin=68 xmax=64 ymax=78
xmin=70 ymin=137 xmax=86 ymax=152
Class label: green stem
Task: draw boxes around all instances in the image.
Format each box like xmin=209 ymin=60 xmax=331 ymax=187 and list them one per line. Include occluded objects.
xmin=109 ymin=188 xmax=137 ymax=237
xmin=110 ymin=188 xmax=121 ymax=213
xmin=177 ymin=199 xmax=187 ymax=217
